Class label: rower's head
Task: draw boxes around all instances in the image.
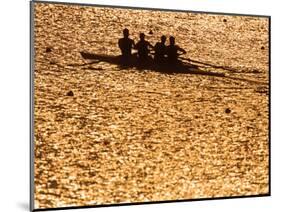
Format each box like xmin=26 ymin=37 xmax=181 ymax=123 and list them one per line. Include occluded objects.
xmin=123 ymin=28 xmax=129 ymax=38
xmin=140 ymin=33 xmax=145 ymax=41
xmin=161 ymin=35 xmax=167 ymax=44
xmin=169 ymin=36 xmax=175 ymax=45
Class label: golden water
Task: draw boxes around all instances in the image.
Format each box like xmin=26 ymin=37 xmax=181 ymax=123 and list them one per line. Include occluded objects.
xmin=33 ymin=3 xmax=269 ymax=209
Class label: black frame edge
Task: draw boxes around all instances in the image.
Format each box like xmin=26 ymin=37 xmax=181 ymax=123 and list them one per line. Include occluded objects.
xmin=268 ymin=16 xmax=271 ymax=196
xmin=30 ymin=0 xmax=35 ymax=211
xmin=32 ymin=194 xmax=270 ymax=211
xmin=32 ymin=0 xmax=270 ymax=18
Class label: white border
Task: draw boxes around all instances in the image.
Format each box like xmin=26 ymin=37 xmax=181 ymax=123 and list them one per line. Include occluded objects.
xmin=0 ymin=0 xmax=280 ymax=212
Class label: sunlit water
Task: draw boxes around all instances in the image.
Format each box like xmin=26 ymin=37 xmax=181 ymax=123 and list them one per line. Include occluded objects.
xmin=33 ymin=3 xmax=269 ymax=209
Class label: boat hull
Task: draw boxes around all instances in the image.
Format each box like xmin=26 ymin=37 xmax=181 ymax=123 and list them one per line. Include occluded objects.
xmin=80 ymin=52 xmax=225 ymax=77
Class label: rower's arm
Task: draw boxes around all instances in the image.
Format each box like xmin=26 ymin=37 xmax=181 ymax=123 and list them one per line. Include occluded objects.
xmin=118 ymin=39 xmax=122 ymax=49
xmin=178 ymin=46 xmax=186 ymax=54
xmin=134 ymin=42 xmax=139 ymax=50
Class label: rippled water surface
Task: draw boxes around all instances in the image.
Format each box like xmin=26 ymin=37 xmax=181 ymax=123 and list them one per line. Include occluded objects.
xmin=33 ymin=2 xmax=269 ymax=209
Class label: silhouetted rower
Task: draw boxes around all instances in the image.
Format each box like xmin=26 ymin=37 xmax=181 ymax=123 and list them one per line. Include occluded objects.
xmin=135 ymin=33 xmax=153 ymax=60
xmin=166 ymin=36 xmax=186 ymax=64
xmin=118 ymin=28 xmax=135 ymax=58
xmin=154 ymin=35 xmax=167 ymax=63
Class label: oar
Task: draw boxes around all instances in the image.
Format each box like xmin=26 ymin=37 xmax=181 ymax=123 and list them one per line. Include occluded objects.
xmin=67 ymin=60 xmax=100 ymax=67
xmin=178 ymin=56 xmax=251 ymax=73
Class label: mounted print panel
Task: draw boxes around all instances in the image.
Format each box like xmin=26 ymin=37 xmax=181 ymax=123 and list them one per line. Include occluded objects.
xmin=31 ymin=1 xmax=270 ymax=210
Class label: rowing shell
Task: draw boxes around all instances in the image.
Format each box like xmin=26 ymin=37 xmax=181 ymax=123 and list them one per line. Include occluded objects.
xmin=80 ymin=52 xmax=225 ymax=77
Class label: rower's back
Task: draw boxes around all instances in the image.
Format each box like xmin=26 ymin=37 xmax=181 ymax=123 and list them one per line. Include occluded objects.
xmin=166 ymin=45 xmax=178 ymax=63
xmin=154 ymin=35 xmax=167 ymax=63
xmin=135 ymin=33 xmax=153 ymax=60
xmin=166 ymin=36 xmax=186 ymax=64
xmin=118 ymin=28 xmax=135 ymax=58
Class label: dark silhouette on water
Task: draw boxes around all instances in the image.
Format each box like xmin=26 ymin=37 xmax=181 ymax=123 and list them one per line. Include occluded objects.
xmin=80 ymin=52 xmax=226 ymax=77
xmin=46 ymin=47 xmax=52 ymax=53
xmin=135 ymin=33 xmax=154 ymax=61
xmin=167 ymin=36 xmax=186 ymax=64
xmin=179 ymin=57 xmax=259 ymax=74
xmin=76 ymin=29 xmax=265 ymax=79
xmin=66 ymin=28 xmax=266 ymax=84
xmin=225 ymin=108 xmax=231 ymax=113
xmin=154 ymin=35 xmax=167 ymax=64
xmin=79 ymin=52 xmax=267 ymax=84
xmin=118 ymin=28 xmax=135 ymax=60
xmin=67 ymin=91 xmax=74 ymax=96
